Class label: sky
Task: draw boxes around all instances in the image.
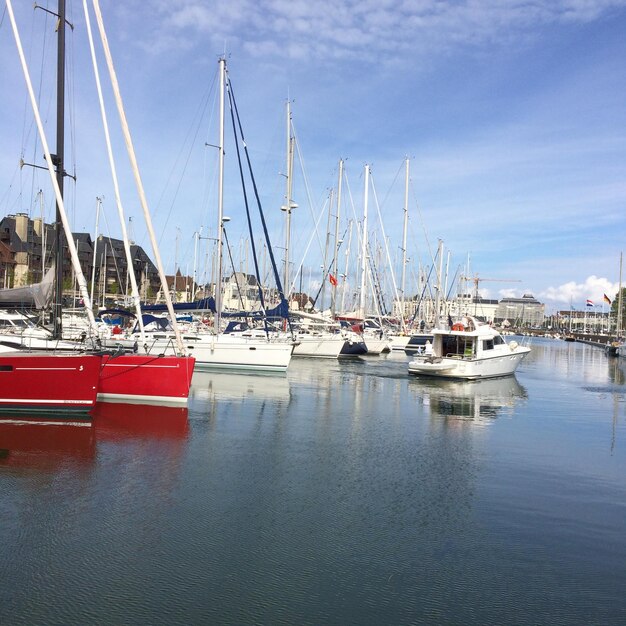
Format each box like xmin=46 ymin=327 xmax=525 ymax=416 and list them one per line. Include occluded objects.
xmin=1 ymin=0 xmax=626 ymax=314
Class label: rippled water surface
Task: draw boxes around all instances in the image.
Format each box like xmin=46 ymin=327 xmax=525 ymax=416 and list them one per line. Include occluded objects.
xmin=1 ymin=338 xmax=626 ymax=625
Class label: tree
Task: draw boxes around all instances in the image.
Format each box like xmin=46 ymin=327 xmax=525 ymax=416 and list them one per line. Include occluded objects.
xmin=610 ymin=288 xmax=626 ymax=335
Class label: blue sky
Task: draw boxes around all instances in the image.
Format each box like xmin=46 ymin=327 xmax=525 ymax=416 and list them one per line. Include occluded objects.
xmin=1 ymin=0 xmax=626 ymax=313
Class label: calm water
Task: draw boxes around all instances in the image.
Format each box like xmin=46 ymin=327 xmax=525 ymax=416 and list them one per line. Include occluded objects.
xmin=1 ymin=338 xmax=625 ymax=625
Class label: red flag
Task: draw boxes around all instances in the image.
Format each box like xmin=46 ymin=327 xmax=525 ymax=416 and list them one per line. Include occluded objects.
xmin=329 ymin=273 xmax=338 ymax=286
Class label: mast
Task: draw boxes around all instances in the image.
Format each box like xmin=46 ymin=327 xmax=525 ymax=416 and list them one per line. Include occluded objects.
xmin=359 ymin=164 xmax=370 ymax=319
xmin=52 ymin=0 xmax=66 ymax=338
xmin=331 ymin=159 xmax=343 ymax=318
xmin=618 ymin=252 xmax=623 ymax=337
xmin=92 ymin=0 xmax=184 ymax=354
xmin=89 ymin=197 xmax=100 ymax=307
xmin=433 ymin=239 xmax=444 ymax=328
xmin=282 ymin=99 xmax=296 ymax=297
xmin=400 ymin=157 xmax=409 ymax=332
xmin=320 ymin=188 xmax=333 ymax=312
xmin=215 ymin=55 xmax=226 ymax=332
xmin=8 ymin=0 xmax=97 ymax=331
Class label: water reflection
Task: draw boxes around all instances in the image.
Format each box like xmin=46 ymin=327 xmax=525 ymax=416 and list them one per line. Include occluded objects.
xmin=0 ymin=418 xmax=95 ymax=468
xmin=0 ymin=403 xmax=189 ymax=470
xmin=190 ymin=370 xmax=291 ymax=403
xmin=409 ymin=376 xmax=528 ymax=424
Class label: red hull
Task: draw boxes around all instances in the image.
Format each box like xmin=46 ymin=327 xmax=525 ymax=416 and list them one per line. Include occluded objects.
xmin=97 ymin=354 xmax=195 ymax=405
xmin=0 ymin=353 xmax=102 ymax=414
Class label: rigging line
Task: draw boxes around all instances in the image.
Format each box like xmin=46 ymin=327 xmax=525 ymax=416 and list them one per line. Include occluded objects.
xmin=295 ymin=195 xmax=333 ymax=306
xmin=408 ymin=176 xmax=434 ymax=266
xmin=228 ymin=75 xmax=289 ymax=321
xmin=288 ymin=195 xmax=330 ymax=298
xmin=226 ymin=75 xmax=269 ymax=325
xmin=291 ymin=124 xmax=325 ymax=256
xmin=24 ymin=3 xmax=48 ymax=216
xmin=153 ymin=71 xmax=218 ymax=248
xmin=410 ymin=262 xmax=436 ymax=324
xmin=377 ymin=158 xmax=405 ymax=213
xmin=369 ymin=170 xmax=401 ymax=312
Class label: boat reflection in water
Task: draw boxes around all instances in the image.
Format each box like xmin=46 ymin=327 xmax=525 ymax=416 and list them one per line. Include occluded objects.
xmin=0 ymin=402 xmax=189 ymax=468
xmin=410 ymin=375 xmax=528 ymax=424
xmin=0 ymin=416 xmax=95 ymax=468
xmin=91 ymin=402 xmax=189 ymax=440
xmin=189 ymin=370 xmax=291 ymax=404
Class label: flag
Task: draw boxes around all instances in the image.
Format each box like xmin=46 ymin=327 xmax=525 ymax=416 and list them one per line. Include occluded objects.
xmin=604 ymin=294 xmax=612 ymax=305
xmin=329 ymin=273 xmax=338 ymax=286
xmin=586 ymin=299 xmax=594 ymax=307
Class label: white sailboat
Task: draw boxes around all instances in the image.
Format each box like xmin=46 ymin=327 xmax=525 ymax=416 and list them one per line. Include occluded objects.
xmin=107 ymin=57 xmax=293 ymax=373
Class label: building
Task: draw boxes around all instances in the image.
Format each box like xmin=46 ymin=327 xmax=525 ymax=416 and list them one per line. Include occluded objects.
xmin=495 ymin=294 xmax=545 ymax=327
xmin=0 ymin=213 xmax=160 ymax=305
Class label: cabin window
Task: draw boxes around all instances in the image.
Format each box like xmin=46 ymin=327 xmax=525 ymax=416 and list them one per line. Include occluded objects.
xmin=0 ymin=365 xmax=14 ymax=371
xmin=443 ymin=336 xmax=474 ymax=357
xmin=483 ymin=339 xmax=494 ymax=351
xmin=494 ymin=336 xmax=505 ymax=346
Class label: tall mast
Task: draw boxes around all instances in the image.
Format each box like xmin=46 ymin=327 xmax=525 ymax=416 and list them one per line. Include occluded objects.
xmin=53 ymin=0 xmax=66 ymax=338
xmin=282 ymin=99 xmax=295 ymax=297
xmin=618 ymin=252 xmax=623 ymax=337
xmin=331 ymin=159 xmax=343 ymax=318
xmin=215 ymin=56 xmax=226 ymax=331
xmin=433 ymin=239 xmax=444 ymax=328
xmin=359 ymin=164 xmax=370 ymax=319
xmin=400 ymin=157 xmax=409 ymax=332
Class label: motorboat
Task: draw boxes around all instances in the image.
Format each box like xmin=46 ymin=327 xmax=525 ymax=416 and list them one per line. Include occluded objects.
xmin=408 ymin=316 xmax=530 ymax=380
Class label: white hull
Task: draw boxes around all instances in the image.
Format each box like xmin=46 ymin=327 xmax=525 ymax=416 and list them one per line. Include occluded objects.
xmin=107 ymin=332 xmax=293 ymax=372
xmin=292 ymin=334 xmax=345 ymax=358
xmin=408 ymin=348 xmax=530 ymax=379
xmin=364 ymin=337 xmax=390 ymax=355
xmin=388 ymin=335 xmax=411 ymax=351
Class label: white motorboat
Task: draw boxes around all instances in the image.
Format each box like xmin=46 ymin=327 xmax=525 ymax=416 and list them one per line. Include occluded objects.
xmin=408 ymin=317 xmax=530 ymax=380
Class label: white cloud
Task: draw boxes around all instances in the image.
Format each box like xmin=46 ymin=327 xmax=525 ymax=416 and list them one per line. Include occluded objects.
xmin=540 ymin=275 xmax=619 ymax=306
xmin=118 ymin=0 xmax=626 ymax=63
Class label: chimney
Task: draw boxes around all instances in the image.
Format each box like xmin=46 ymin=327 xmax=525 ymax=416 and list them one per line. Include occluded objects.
xmin=33 ymin=217 xmax=43 ymax=238
xmin=15 ymin=213 xmax=29 ymax=242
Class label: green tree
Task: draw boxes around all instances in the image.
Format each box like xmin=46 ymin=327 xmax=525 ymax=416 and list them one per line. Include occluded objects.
xmin=610 ymin=288 xmax=626 ymax=334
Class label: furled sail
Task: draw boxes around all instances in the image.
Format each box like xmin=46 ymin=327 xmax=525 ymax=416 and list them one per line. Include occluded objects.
xmin=0 ymin=265 xmax=55 ymax=309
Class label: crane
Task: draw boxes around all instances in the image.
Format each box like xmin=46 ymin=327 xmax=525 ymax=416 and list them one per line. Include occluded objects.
xmin=459 ymin=275 xmax=522 ymax=316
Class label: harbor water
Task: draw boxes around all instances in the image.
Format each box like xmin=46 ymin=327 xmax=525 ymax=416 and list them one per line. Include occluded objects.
xmin=1 ymin=338 xmax=625 ymax=625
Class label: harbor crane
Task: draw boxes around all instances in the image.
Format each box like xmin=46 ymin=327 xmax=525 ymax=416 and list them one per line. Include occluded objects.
xmin=459 ymin=275 xmax=522 ymax=317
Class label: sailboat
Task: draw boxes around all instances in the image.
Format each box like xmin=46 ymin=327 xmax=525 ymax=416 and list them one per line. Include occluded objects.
xmin=0 ymin=1 xmax=104 ymax=415
xmin=104 ymin=56 xmax=293 ymax=373
xmin=5 ymin=0 xmax=195 ymax=408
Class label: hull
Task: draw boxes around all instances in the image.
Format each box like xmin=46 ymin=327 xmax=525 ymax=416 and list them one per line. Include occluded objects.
xmin=292 ymin=335 xmax=345 ymax=359
xmin=108 ymin=333 xmax=293 ymax=373
xmin=364 ymin=336 xmax=390 ymax=355
xmin=340 ymin=339 xmax=368 ymax=356
xmin=408 ymin=349 xmax=530 ymax=380
xmin=190 ymin=339 xmax=292 ymax=372
xmin=404 ymin=333 xmax=434 ymax=355
xmin=388 ymin=335 xmax=411 ymax=351
xmin=0 ymin=353 xmax=102 ymax=414
xmin=97 ymin=354 xmax=195 ymax=405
